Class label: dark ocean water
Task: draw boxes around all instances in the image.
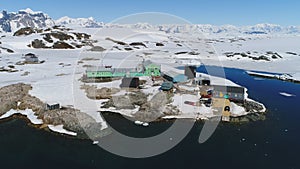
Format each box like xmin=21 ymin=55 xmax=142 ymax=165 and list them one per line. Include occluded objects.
xmin=0 ymin=66 xmax=299 ymax=169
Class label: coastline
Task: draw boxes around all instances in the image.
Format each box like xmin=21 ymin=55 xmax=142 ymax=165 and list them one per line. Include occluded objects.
xmin=0 ymin=67 xmax=268 ymax=138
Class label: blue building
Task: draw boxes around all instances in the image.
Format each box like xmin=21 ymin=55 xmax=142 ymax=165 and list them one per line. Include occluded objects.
xmin=162 ymin=71 xmax=188 ymax=83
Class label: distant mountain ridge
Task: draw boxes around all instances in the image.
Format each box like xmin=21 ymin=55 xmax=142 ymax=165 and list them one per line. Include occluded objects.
xmin=55 ymin=16 xmax=104 ymax=28
xmin=0 ymin=8 xmax=55 ymax=32
xmin=1 ymin=8 xmax=300 ymax=36
xmin=122 ymin=23 xmax=300 ymax=35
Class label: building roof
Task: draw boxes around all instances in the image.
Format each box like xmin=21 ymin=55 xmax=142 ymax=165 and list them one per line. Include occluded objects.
xmin=143 ymin=60 xmax=153 ymax=67
xmin=143 ymin=60 xmax=160 ymax=67
xmin=86 ymin=66 xmax=113 ymax=72
xmin=162 ymin=70 xmax=182 ymax=77
xmin=212 ymin=85 xmax=245 ymax=94
xmin=86 ymin=66 xmax=137 ymax=73
xmin=25 ymin=53 xmax=36 ymax=56
xmin=195 ymin=76 xmax=210 ymax=81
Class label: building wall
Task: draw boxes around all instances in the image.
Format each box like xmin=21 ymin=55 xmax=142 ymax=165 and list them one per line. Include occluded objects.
xmin=144 ymin=64 xmax=161 ymax=76
xmin=120 ymin=77 xmax=139 ymax=88
xmin=185 ymin=66 xmax=196 ymax=79
xmin=86 ymin=63 xmax=161 ymax=78
xmin=173 ymin=74 xmax=188 ymax=83
xmin=25 ymin=57 xmax=39 ymax=63
xmin=87 ymin=71 xmax=113 ymax=78
xmin=213 ymin=91 xmax=244 ymax=101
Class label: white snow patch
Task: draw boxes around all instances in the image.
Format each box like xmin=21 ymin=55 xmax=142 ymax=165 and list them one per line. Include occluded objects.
xmin=0 ymin=109 xmax=43 ymax=125
xmin=48 ymin=125 xmax=77 ymax=136
xmin=171 ymin=94 xmax=214 ymax=119
xmin=230 ymin=102 xmax=247 ymax=117
xmin=99 ymin=106 xmax=140 ymax=118
xmin=19 ymin=8 xmax=42 ymax=15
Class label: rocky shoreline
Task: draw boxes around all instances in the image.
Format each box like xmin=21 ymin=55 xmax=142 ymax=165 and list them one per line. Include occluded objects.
xmin=0 ymin=83 xmax=111 ymax=139
xmin=99 ymin=89 xmax=266 ymax=123
xmin=0 ymin=83 xmax=267 ymax=140
xmin=230 ymin=99 xmax=267 ymax=122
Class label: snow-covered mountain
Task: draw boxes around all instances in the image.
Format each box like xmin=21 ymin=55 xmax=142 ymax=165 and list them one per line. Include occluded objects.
xmin=55 ymin=16 xmax=103 ymax=28
xmin=124 ymin=23 xmax=300 ymax=35
xmin=0 ymin=8 xmax=55 ymax=32
xmin=95 ymin=23 xmax=300 ymax=36
xmin=1 ymin=8 xmax=300 ymax=36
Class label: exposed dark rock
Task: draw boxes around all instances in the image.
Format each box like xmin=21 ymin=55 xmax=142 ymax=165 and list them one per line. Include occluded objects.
xmin=244 ymin=100 xmax=266 ymax=113
xmin=0 ymin=83 xmax=110 ymax=139
xmin=156 ymin=42 xmax=164 ymax=46
xmin=189 ymin=51 xmax=200 ymax=55
xmin=52 ymin=41 xmax=74 ymax=49
xmin=52 ymin=25 xmax=72 ymax=31
xmin=124 ymin=47 xmax=133 ymax=51
xmin=133 ymin=92 xmax=168 ymax=122
xmin=21 ymin=71 xmax=30 ymax=76
xmin=224 ymin=52 xmax=234 ymax=57
xmin=105 ymin=37 xmax=127 ymax=45
xmin=113 ymin=46 xmax=122 ymax=50
xmin=241 ymin=53 xmax=248 ymax=57
xmin=44 ymin=28 xmax=51 ymax=32
xmin=257 ymin=55 xmax=270 ymax=61
xmin=43 ymin=31 xmax=74 ymax=41
xmin=175 ymin=51 xmax=188 ymax=55
xmin=0 ymin=46 xmax=14 ymax=53
xmin=80 ymin=85 xmax=120 ymax=100
xmin=244 ymin=31 xmax=267 ymax=35
xmin=102 ymin=91 xmax=148 ymax=110
xmin=31 ymin=39 xmax=47 ymax=48
xmin=0 ymin=83 xmax=31 ymax=116
xmin=13 ymin=27 xmax=41 ymax=36
xmin=43 ymin=34 xmax=53 ymax=43
xmin=8 ymin=65 xmax=15 ymax=69
xmin=102 ymin=91 xmax=170 ymax=122
xmin=274 ymin=52 xmax=283 ymax=58
xmin=129 ymin=42 xmax=147 ymax=48
xmin=286 ymin=52 xmax=298 ymax=55
xmin=27 ymin=28 xmax=93 ymax=49
xmin=88 ymin=46 xmax=106 ymax=52
xmin=230 ymin=99 xmax=266 ymax=123
xmin=73 ymin=32 xmax=91 ymax=40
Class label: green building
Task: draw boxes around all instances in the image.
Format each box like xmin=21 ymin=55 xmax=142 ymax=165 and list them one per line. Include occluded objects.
xmin=142 ymin=60 xmax=161 ymax=77
xmin=86 ymin=67 xmax=113 ymax=78
xmin=86 ymin=60 xmax=161 ymax=78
